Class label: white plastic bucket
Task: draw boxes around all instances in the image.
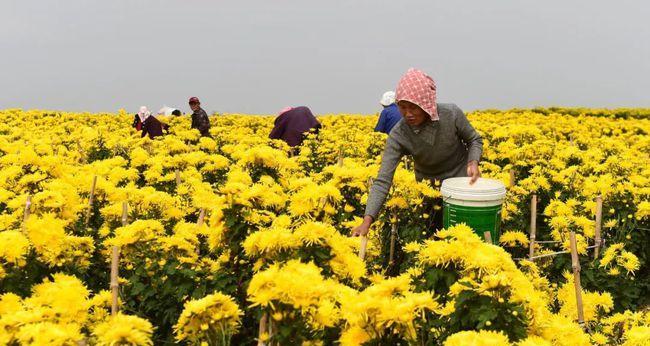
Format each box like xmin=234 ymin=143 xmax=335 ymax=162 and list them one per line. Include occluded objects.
xmin=440 ymin=177 xmax=507 ymax=207
xmin=440 ymin=177 xmax=507 ymax=244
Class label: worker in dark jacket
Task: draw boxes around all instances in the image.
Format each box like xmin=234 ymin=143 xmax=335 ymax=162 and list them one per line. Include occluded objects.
xmin=375 ymin=91 xmax=402 ymax=134
xmin=269 ymin=106 xmax=322 ymax=147
xmin=188 ymin=96 xmax=211 ymax=137
xmin=141 ymin=116 xmax=169 ymax=139
xmin=132 ymin=106 xmax=169 ymax=139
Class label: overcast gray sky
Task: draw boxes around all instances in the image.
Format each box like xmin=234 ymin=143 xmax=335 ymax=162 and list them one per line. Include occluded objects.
xmin=1 ymin=1 xmax=649 ymax=114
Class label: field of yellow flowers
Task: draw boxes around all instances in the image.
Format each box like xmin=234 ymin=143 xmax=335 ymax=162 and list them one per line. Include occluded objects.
xmin=0 ymin=107 xmax=648 ymax=345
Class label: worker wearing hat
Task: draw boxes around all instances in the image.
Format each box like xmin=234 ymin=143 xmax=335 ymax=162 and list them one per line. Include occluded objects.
xmin=374 ymin=91 xmax=402 ymax=134
xmin=188 ymin=96 xmax=211 ymax=137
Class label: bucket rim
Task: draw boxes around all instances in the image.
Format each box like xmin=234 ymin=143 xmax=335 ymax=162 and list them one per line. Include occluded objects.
xmin=441 ymin=177 xmax=507 ymax=202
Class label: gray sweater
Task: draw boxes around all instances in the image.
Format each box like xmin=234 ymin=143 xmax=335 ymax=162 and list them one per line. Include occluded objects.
xmin=364 ymin=103 xmax=483 ymax=219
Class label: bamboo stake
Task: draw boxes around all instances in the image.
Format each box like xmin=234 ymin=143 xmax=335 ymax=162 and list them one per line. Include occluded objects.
xmin=337 ymin=148 xmax=344 ymax=167
xmin=523 ymin=245 xmax=602 ymax=261
xmin=569 ymin=231 xmax=585 ymax=326
xmin=529 ymin=194 xmax=537 ymax=260
xmin=84 ymin=176 xmax=98 ymax=227
xmin=110 ymin=245 xmax=119 ymax=316
xmin=121 ymin=202 xmax=128 ymax=227
xmin=111 ymin=202 xmax=128 ymax=316
xmin=527 ymin=250 xmax=570 ymax=260
xmin=257 ymin=312 xmax=269 ymax=346
xmin=509 ymin=170 xmax=516 ymax=188
xmin=403 ymin=157 xmax=410 ymax=170
xmin=175 ymin=170 xmax=182 ymax=186
xmin=76 ymin=140 xmax=87 ymax=163
xmin=269 ymin=318 xmax=276 ymax=346
xmin=22 ymin=195 xmax=32 ymax=231
xmin=483 ymin=231 xmax=493 ymax=244
xmin=197 ymin=208 xmax=206 ymax=227
xmin=594 ymin=195 xmax=603 ymax=259
xmin=359 ymin=236 xmax=368 ymax=260
xmin=389 ymin=213 xmax=397 ymax=265
xmin=515 ymin=245 xmax=596 ymax=261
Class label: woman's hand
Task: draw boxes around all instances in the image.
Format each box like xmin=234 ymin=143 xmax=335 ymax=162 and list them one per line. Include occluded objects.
xmin=352 ymin=215 xmax=374 ymax=237
xmin=467 ymin=160 xmax=481 ymax=185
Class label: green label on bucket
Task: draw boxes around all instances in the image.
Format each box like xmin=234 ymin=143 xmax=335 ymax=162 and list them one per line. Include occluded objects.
xmin=443 ymin=201 xmax=502 ymax=244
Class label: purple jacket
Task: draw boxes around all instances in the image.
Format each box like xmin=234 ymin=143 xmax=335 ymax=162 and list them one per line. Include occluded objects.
xmin=141 ymin=116 xmax=169 ymax=139
xmin=269 ymin=106 xmax=321 ymax=147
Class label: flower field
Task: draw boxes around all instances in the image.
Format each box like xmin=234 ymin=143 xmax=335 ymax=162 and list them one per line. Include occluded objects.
xmin=0 ymin=107 xmax=648 ymax=345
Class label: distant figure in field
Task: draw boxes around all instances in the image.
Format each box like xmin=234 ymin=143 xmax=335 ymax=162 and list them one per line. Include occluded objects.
xmin=141 ymin=115 xmax=170 ymax=139
xmin=171 ymin=109 xmax=182 ymax=116
xmin=269 ymin=106 xmax=322 ymax=147
xmin=157 ymin=106 xmax=181 ymax=116
xmin=133 ymin=106 xmax=169 ymax=139
xmin=374 ymin=91 xmax=402 ymax=134
xmin=188 ymin=97 xmax=211 ymax=137
xmin=132 ymin=106 xmax=150 ymax=131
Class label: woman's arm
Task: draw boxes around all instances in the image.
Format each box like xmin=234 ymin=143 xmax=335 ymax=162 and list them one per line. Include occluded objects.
xmin=454 ymin=105 xmax=483 ymax=163
xmin=453 ymin=105 xmax=482 ymax=183
xmin=352 ymin=135 xmax=403 ymax=236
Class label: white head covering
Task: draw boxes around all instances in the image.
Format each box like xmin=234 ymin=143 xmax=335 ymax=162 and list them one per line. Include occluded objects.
xmin=380 ymin=91 xmax=396 ymax=106
xmin=138 ymin=106 xmax=151 ymax=122
xmin=157 ymin=106 xmax=177 ymax=116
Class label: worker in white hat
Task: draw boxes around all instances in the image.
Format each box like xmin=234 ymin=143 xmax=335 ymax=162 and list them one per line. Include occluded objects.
xmin=374 ymin=91 xmax=402 ymax=134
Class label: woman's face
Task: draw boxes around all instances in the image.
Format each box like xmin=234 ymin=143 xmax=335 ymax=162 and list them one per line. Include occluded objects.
xmin=397 ymin=100 xmax=428 ymax=126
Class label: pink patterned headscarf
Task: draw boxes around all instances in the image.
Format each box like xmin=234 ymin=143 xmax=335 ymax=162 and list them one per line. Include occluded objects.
xmin=278 ymin=106 xmax=294 ymax=116
xmin=395 ymin=68 xmax=439 ymax=121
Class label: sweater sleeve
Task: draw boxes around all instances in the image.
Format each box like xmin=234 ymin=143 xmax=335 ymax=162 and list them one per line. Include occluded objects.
xmin=454 ymin=105 xmax=483 ymax=163
xmin=364 ymin=134 xmax=404 ymax=219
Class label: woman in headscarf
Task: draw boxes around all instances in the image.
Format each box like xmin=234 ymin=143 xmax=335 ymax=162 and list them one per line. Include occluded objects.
xmin=132 ymin=106 xmax=150 ymax=131
xmin=269 ymin=106 xmax=322 ymax=147
xmin=133 ymin=106 xmax=169 ymax=139
xmin=353 ymin=68 xmax=483 ymax=237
